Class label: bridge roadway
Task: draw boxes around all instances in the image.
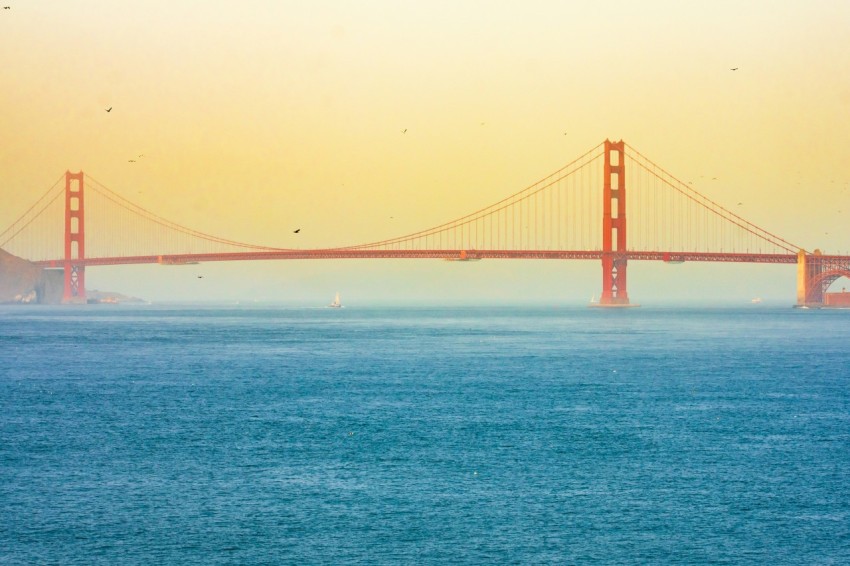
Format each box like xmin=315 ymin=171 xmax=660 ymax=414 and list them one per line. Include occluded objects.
xmin=34 ymin=250 xmax=807 ymax=267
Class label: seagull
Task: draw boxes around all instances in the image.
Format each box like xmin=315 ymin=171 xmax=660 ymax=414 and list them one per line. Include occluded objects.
xmin=730 ymin=67 xmax=738 ymax=71
xmin=401 ymin=128 xmax=407 ymax=134
xmin=293 ymin=228 xmax=300 ymax=234
xmin=128 ymin=159 xmax=136 ymax=163
xmin=197 ymin=275 xmax=204 ymax=279
xmin=3 ymin=6 xmax=10 ymax=9
xmin=105 ymin=106 xmax=112 ymax=112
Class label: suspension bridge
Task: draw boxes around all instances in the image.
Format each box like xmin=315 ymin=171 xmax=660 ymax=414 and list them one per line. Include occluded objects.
xmin=2 ymin=140 xmax=848 ymax=307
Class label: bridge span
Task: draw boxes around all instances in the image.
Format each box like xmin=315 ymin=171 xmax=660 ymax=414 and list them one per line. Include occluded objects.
xmin=5 ymin=140 xmax=849 ymax=307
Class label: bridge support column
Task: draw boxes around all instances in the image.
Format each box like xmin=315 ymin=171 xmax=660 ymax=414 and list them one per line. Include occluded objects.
xmin=63 ymin=171 xmax=86 ymax=304
xmin=796 ymin=249 xmax=808 ymax=306
xmin=796 ymin=249 xmax=824 ymax=307
xmin=596 ymin=139 xmax=634 ymax=307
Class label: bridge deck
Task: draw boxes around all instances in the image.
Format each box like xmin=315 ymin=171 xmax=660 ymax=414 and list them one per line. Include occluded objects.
xmin=34 ymin=250 xmax=805 ymax=267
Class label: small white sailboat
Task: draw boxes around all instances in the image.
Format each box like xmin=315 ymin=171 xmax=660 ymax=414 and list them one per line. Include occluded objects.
xmin=328 ymin=292 xmax=342 ymax=308
xmin=590 ymin=294 xmax=597 ymax=304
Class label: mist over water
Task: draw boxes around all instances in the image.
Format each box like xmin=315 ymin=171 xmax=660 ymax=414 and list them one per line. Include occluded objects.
xmin=2 ymin=305 xmax=849 ymax=564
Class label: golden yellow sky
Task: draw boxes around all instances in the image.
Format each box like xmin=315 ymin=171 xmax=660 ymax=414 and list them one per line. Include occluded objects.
xmin=1 ymin=1 xmax=848 ymax=303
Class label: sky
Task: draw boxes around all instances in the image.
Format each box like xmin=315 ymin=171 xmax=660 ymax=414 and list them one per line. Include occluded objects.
xmin=1 ymin=0 xmax=849 ymax=305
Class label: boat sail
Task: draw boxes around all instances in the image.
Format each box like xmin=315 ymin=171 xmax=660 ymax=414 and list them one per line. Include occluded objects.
xmin=328 ymin=292 xmax=342 ymax=308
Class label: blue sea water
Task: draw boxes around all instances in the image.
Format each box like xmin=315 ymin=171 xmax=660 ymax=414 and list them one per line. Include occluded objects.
xmin=1 ymin=305 xmax=849 ymax=565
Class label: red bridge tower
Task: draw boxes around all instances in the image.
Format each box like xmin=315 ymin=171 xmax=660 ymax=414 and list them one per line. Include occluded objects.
xmin=597 ymin=139 xmax=634 ymax=307
xmin=63 ymin=171 xmax=86 ymax=303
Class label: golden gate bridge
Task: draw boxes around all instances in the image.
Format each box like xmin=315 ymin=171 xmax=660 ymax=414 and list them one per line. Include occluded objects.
xmin=2 ymin=140 xmax=848 ymax=307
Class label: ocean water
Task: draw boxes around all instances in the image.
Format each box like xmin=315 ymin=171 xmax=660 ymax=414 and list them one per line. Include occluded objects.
xmin=1 ymin=305 xmax=849 ymax=564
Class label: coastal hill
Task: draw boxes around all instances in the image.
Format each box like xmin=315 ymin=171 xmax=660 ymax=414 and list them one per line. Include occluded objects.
xmin=1 ymin=248 xmax=143 ymax=304
xmin=0 ymin=248 xmax=63 ymax=304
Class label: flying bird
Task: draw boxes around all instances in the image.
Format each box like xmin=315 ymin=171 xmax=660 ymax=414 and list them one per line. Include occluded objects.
xmin=401 ymin=129 xmax=407 ymax=134
xmin=730 ymin=67 xmax=738 ymax=71
xmin=105 ymin=106 xmax=112 ymax=112
xmin=293 ymin=228 xmax=300 ymax=234
xmin=3 ymin=6 xmax=10 ymax=9
xmin=197 ymin=275 xmax=204 ymax=279
xmin=128 ymin=159 xmax=136 ymax=163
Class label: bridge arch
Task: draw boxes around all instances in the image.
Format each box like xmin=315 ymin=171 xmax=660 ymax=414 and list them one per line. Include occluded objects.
xmin=814 ymin=269 xmax=850 ymax=293
xmin=801 ymin=268 xmax=850 ymax=305
xmin=796 ymin=250 xmax=850 ymax=306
